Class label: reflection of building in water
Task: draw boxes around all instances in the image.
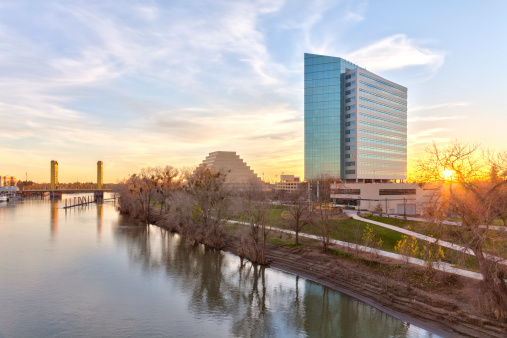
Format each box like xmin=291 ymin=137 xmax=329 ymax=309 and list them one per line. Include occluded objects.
xmin=50 ymin=200 xmax=58 ymax=238
xmin=97 ymin=203 xmax=103 ymax=237
xmin=303 ymin=282 xmax=410 ymax=337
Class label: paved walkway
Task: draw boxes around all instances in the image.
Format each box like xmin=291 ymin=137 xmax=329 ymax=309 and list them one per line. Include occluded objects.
xmin=343 ymin=210 xmax=507 ymax=266
xmin=374 ymin=213 xmax=507 ymax=232
xmin=227 ymin=220 xmax=485 ymax=280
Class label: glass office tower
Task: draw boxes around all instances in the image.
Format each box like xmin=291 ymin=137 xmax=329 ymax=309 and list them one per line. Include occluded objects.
xmin=304 ymin=53 xmax=407 ymax=182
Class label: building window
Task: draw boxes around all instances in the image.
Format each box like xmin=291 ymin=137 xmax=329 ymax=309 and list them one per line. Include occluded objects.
xmin=345 ymin=161 xmax=356 ymax=167
xmin=345 ymin=73 xmax=356 ymax=80
xmin=345 ymin=97 xmax=355 ymax=103
xmin=345 ymin=137 xmax=356 ymax=142
xmin=345 ymin=81 xmax=356 ymax=87
xmin=345 ymin=145 xmax=356 ymax=150
xmin=345 ymin=105 xmax=356 ymax=111
xmin=345 ymin=129 xmax=356 ymax=135
xmin=345 ymin=121 xmax=356 ymax=127
xmin=345 ymin=89 xmax=356 ymax=95
xmin=345 ymin=170 xmax=356 ymax=174
xmin=336 ymin=189 xmax=360 ymax=194
xmin=379 ymin=189 xmax=416 ymax=195
xmin=345 ymin=113 xmax=356 ymax=119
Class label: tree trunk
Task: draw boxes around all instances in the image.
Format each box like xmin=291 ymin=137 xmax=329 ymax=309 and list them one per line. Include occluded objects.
xmin=473 ymin=246 xmax=507 ymax=318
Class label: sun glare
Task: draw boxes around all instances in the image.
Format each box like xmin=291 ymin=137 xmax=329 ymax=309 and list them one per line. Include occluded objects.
xmin=442 ymin=168 xmax=455 ymax=180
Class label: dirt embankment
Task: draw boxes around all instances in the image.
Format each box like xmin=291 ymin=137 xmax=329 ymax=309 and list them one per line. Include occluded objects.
xmin=220 ymin=234 xmax=507 ymax=338
xmin=153 ymin=218 xmax=507 ymax=337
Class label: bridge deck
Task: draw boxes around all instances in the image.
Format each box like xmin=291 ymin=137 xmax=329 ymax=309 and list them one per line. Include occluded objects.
xmin=22 ymin=189 xmax=114 ymax=193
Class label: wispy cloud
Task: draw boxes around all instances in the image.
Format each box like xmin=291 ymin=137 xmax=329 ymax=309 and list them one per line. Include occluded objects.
xmin=346 ymin=34 xmax=445 ymax=80
xmin=0 ymin=0 xmax=454 ymax=182
xmin=410 ymin=102 xmax=469 ymax=112
xmin=408 ymin=115 xmax=466 ymax=122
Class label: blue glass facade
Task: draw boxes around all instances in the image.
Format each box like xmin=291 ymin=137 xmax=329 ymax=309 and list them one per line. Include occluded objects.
xmin=304 ymin=53 xmax=359 ymax=180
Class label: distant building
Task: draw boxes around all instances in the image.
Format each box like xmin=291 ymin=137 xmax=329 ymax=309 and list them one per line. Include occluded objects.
xmin=304 ymin=53 xmax=407 ymax=182
xmin=197 ymin=151 xmax=263 ymax=186
xmin=0 ymin=176 xmax=17 ymax=187
xmin=275 ymin=174 xmax=304 ymax=192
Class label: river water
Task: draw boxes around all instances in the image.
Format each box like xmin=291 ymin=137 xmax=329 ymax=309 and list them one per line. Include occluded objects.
xmin=0 ymin=195 xmax=438 ymax=337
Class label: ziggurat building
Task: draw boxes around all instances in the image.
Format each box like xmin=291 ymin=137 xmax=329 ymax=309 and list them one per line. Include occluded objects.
xmin=198 ymin=151 xmax=263 ymax=186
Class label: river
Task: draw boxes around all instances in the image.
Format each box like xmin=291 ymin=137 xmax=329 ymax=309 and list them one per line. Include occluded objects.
xmin=0 ymin=195 xmax=438 ymax=337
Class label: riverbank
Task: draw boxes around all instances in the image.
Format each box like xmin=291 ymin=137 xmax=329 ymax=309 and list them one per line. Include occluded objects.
xmin=154 ymin=219 xmax=507 ymax=337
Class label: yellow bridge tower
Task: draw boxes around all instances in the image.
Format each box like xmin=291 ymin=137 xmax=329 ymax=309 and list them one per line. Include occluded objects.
xmin=97 ymin=161 xmax=103 ymax=190
xmin=50 ymin=160 xmax=58 ymax=190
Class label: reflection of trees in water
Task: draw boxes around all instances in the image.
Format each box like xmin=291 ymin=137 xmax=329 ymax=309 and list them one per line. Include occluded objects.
xmin=303 ymin=282 xmax=411 ymax=337
xmin=114 ymin=223 xmax=414 ymax=337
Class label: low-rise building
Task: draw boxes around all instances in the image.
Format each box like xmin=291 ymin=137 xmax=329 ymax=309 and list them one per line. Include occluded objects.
xmin=275 ymin=174 xmax=304 ymax=192
xmin=330 ymin=182 xmax=433 ymax=215
xmin=0 ymin=176 xmax=17 ymax=187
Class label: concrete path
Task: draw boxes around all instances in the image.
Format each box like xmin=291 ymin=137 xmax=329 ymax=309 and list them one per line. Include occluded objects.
xmin=374 ymin=213 xmax=507 ymax=232
xmin=344 ymin=210 xmax=507 ymax=266
xmin=227 ymin=220 xmax=485 ymax=280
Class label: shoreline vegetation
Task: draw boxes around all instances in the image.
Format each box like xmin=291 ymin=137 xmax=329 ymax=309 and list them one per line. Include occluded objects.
xmin=116 ymin=160 xmax=507 ymax=337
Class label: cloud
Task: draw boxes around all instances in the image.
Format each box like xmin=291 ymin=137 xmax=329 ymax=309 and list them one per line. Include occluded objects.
xmin=346 ymin=34 xmax=445 ymax=79
xmin=408 ymin=128 xmax=453 ymax=148
xmin=410 ymin=102 xmax=469 ymax=112
xmin=408 ymin=115 xmax=466 ymax=123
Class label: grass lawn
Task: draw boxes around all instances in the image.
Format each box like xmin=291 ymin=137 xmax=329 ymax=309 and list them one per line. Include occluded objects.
xmin=365 ymin=215 xmax=507 ymax=260
xmin=231 ymin=206 xmax=486 ymax=272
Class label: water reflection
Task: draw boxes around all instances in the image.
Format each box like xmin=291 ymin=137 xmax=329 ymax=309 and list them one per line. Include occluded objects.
xmin=97 ymin=203 xmax=103 ymax=238
xmin=50 ymin=199 xmax=58 ymax=238
xmin=115 ymin=224 xmax=423 ymax=337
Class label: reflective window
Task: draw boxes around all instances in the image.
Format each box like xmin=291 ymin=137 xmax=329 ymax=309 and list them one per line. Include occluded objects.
xmin=359 ymin=89 xmax=406 ymax=107
xmin=358 ymin=129 xmax=406 ymax=141
xmin=359 ymin=73 xmax=407 ymax=93
xmin=358 ymin=137 xmax=406 ymax=148
xmin=359 ymin=97 xmax=406 ymax=113
xmin=359 ymin=113 xmax=406 ymax=127
xmin=358 ymin=153 xmax=405 ymax=161
xmin=359 ymin=81 xmax=406 ymax=99
xmin=345 ymin=161 xmax=356 ymax=167
xmin=359 ymin=105 xmax=406 ymax=121
xmin=358 ymin=145 xmax=406 ymax=155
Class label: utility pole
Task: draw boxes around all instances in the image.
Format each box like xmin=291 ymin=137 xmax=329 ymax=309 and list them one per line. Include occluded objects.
xmin=403 ymin=198 xmax=407 ymax=220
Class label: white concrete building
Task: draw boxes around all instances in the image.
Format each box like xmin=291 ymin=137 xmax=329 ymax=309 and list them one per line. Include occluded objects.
xmin=330 ymin=182 xmax=433 ymax=215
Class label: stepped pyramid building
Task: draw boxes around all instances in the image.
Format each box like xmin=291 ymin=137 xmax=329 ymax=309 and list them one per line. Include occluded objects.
xmin=198 ymin=151 xmax=263 ymax=186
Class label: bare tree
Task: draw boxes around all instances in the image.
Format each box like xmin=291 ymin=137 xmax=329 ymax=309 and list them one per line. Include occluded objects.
xmin=313 ymin=178 xmax=339 ymax=252
xmin=283 ymin=184 xmax=311 ymax=246
xmin=116 ymin=167 xmax=161 ymax=224
xmin=238 ymin=180 xmax=272 ymax=264
xmin=182 ymin=166 xmax=232 ymax=249
xmin=154 ymin=166 xmax=181 ymax=215
xmin=416 ymin=141 xmax=507 ymax=318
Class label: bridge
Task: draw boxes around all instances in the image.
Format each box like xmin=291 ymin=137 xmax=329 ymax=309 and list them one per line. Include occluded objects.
xmin=21 ymin=160 xmax=114 ymax=198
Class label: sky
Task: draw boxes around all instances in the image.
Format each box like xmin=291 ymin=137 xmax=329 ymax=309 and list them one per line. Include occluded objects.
xmin=1 ymin=0 xmax=507 ymax=183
